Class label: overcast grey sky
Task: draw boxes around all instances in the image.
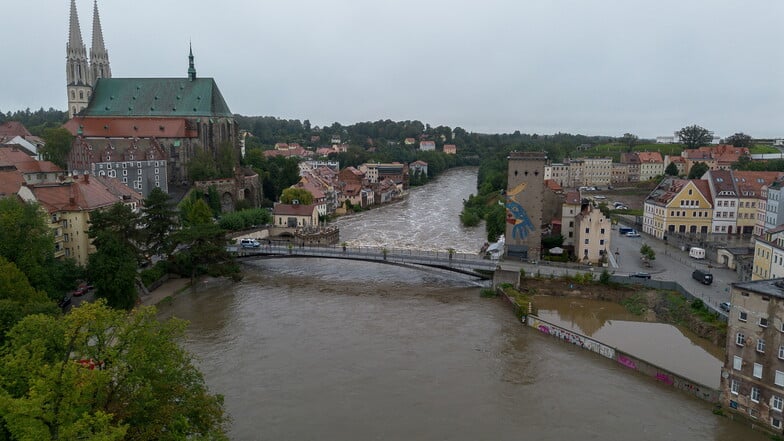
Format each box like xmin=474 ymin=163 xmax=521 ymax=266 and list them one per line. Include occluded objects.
xmin=3 ymin=0 xmax=783 ymax=138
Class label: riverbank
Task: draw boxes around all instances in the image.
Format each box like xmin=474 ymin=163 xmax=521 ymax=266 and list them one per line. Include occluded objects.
xmin=513 ymin=275 xmax=728 ymax=346
xmin=140 ymin=277 xmax=191 ymax=306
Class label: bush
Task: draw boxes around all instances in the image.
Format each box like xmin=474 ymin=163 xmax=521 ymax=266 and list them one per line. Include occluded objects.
xmin=691 ymin=298 xmax=705 ymax=310
xmin=480 ymin=288 xmax=498 ymax=298
xmin=140 ymin=261 xmax=168 ymax=288
xmin=599 ymin=269 xmax=611 ymax=285
xmin=218 ymin=208 xmax=271 ymax=231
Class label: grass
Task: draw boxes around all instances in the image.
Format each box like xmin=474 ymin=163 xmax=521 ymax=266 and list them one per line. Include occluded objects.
xmin=750 ymin=145 xmax=780 ymax=154
xmin=621 ymin=293 xmax=648 ymax=315
xmin=577 ymin=143 xmax=682 ymax=162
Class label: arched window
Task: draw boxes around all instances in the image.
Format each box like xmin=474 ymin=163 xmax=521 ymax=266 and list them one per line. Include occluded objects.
xmin=71 ymin=90 xmax=75 ymax=99
xmin=79 ymin=91 xmax=83 ymax=100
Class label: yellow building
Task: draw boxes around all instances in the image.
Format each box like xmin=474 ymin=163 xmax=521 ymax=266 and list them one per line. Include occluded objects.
xmin=751 ymin=226 xmax=784 ymax=280
xmin=18 ymin=174 xmax=142 ymax=266
xmin=643 ymin=177 xmax=713 ymax=239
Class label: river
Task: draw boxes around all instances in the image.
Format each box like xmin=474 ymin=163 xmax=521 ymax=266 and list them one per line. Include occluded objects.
xmin=159 ymin=168 xmax=764 ymax=440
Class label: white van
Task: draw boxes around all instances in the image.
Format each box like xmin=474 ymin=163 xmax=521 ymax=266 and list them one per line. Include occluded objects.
xmin=689 ymin=247 xmax=705 ymax=259
xmin=240 ymin=238 xmax=261 ymax=248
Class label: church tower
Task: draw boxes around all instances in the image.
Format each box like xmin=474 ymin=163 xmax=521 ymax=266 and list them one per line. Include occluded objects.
xmin=66 ymin=0 xmax=92 ymax=118
xmin=89 ymin=0 xmax=111 ymax=86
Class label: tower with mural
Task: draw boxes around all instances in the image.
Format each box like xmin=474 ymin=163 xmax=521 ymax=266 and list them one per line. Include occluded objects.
xmin=505 ymin=151 xmax=546 ymax=260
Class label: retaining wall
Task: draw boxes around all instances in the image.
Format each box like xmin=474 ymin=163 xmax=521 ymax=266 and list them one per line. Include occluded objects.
xmin=526 ymin=314 xmax=720 ymax=403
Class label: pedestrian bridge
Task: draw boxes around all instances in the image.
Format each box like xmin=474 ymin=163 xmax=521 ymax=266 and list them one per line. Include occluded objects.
xmin=235 ymin=245 xmax=498 ymax=279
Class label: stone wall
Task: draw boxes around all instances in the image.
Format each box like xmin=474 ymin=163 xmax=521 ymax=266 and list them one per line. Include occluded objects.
xmin=526 ymin=314 xmax=720 ymax=403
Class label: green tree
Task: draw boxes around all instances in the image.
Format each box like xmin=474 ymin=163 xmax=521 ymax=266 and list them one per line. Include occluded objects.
xmin=88 ymin=203 xmax=143 ymax=264
xmin=640 ymin=243 xmax=656 ymax=261
xmin=88 ymin=234 xmax=138 ymax=310
xmin=180 ymin=197 xmax=214 ymax=227
xmin=172 ymin=200 xmax=239 ymax=283
xmin=216 ymin=142 xmax=237 ymax=178
xmin=141 ymin=187 xmax=179 ymax=260
xmin=280 ymin=187 xmax=314 ymax=205
xmin=40 ymin=127 xmax=73 ymax=169
xmin=0 ymin=300 xmax=228 ymax=440
xmin=665 ymin=162 xmax=679 ymax=176
xmin=187 ymin=149 xmax=219 ymax=182
xmin=0 ymin=198 xmax=59 ymax=299
xmin=725 ymin=132 xmax=752 ymax=148
xmin=676 ymin=125 xmax=713 ymax=149
xmin=0 ymin=257 xmax=59 ymax=345
xmin=621 ymin=133 xmax=638 ymax=152
xmin=688 ymin=161 xmax=710 ymax=179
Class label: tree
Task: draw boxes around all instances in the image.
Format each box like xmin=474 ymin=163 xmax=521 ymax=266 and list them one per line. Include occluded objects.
xmin=640 ymin=243 xmax=656 ymax=261
xmin=621 ymin=133 xmax=638 ymax=152
xmin=0 ymin=257 xmax=59 ymax=345
xmin=172 ymin=199 xmax=239 ymax=283
xmin=665 ymin=162 xmax=679 ymax=176
xmin=40 ymin=127 xmax=73 ymax=169
xmin=688 ymin=161 xmax=710 ymax=179
xmin=0 ymin=300 xmax=228 ymax=440
xmin=280 ymin=187 xmax=314 ymax=205
xmin=0 ymin=198 xmax=59 ymax=299
xmin=141 ymin=187 xmax=179 ymax=260
xmin=88 ymin=203 xmax=143 ymax=264
xmin=216 ymin=142 xmax=237 ymax=178
xmin=725 ymin=132 xmax=752 ymax=148
xmin=186 ymin=149 xmax=219 ymax=182
xmin=88 ymin=234 xmax=138 ymax=310
xmin=676 ymin=125 xmax=713 ymax=149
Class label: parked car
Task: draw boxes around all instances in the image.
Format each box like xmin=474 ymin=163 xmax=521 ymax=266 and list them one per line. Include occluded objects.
xmin=629 ymin=272 xmax=651 ymax=279
xmin=240 ymin=238 xmax=261 ymax=248
xmin=594 ymin=195 xmax=607 ymax=200
xmin=618 ymin=227 xmax=634 ymax=235
xmin=625 ymin=230 xmax=641 ymax=237
xmin=720 ymin=302 xmax=731 ymax=312
xmin=72 ymin=286 xmax=88 ymax=297
xmin=58 ymin=295 xmax=72 ymax=309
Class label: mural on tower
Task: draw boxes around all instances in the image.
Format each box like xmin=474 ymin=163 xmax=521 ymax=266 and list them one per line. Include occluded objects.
xmin=505 ymin=182 xmax=535 ymax=239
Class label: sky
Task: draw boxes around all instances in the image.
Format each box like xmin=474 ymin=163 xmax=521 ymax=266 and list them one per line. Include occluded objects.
xmin=3 ymin=0 xmax=783 ymax=138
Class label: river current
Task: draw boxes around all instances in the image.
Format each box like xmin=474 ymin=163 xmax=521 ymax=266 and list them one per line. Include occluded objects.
xmin=159 ymin=168 xmax=763 ymax=440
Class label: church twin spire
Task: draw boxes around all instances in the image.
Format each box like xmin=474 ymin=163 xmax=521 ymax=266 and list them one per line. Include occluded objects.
xmin=66 ymin=0 xmax=111 ymax=118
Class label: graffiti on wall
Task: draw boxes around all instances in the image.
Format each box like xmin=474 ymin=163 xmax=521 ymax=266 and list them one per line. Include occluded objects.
xmin=528 ymin=317 xmax=615 ymax=359
xmin=505 ymin=182 xmax=536 ymax=240
xmin=617 ymin=355 xmax=637 ymax=370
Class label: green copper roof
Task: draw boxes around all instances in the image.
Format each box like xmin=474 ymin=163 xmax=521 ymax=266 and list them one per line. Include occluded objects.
xmin=84 ymin=78 xmax=233 ymax=117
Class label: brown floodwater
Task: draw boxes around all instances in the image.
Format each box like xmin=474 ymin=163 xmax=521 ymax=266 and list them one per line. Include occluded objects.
xmin=534 ymin=295 xmax=725 ymax=388
xmin=158 ymin=169 xmax=765 ymax=440
xmin=159 ymin=259 xmax=765 ymax=441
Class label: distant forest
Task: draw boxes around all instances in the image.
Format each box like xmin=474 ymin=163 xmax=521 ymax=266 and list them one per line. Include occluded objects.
xmin=0 ymin=108 xmax=68 ymax=136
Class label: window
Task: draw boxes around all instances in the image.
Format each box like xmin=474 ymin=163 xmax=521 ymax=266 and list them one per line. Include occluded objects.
xmin=775 ymin=395 xmax=784 ymax=412
xmin=772 ymin=417 xmax=782 ymax=429
xmin=754 ymin=363 xmax=763 ymax=379
xmin=758 ymin=338 xmax=766 ymax=353
xmin=752 ymin=386 xmax=761 ymax=403
xmin=776 ymin=370 xmax=784 ymax=387
xmin=585 ymin=228 xmax=590 ymax=234
xmin=123 ymin=170 xmax=128 ymax=176
xmin=155 ymin=168 xmax=159 ymax=174
xmin=761 ymin=317 xmax=769 ymax=328
xmin=739 ymin=311 xmax=748 ymax=322
xmin=736 ymin=332 xmax=746 ymax=346
xmin=138 ymin=169 xmax=143 ymax=175
xmin=731 ymin=379 xmax=740 ymax=395
xmin=734 ymin=355 xmax=743 ymax=370
xmin=584 ymin=239 xmax=589 ymax=245
xmin=600 ymin=228 xmax=605 ymax=235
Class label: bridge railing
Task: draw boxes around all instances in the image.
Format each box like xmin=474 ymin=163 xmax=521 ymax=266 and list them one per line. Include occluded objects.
xmin=238 ymin=244 xmax=496 ymax=270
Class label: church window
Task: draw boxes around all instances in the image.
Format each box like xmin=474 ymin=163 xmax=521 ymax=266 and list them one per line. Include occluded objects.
xmin=79 ymin=91 xmax=83 ymax=100
xmin=71 ymin=91 xmax=75 ymax=99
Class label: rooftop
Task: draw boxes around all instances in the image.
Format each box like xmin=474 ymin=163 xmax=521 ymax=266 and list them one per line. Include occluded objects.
xmin=733 ymin=278 xmax=784 ymax=300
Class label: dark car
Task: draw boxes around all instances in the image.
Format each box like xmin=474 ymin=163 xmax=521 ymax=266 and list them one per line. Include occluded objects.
xmin=692 ymin=269 xmax=713 ymax=285
xmin=58 ymin=295 xmax=72 ymax=309
xmin=629 ymin=272 xmax=651 ymax=279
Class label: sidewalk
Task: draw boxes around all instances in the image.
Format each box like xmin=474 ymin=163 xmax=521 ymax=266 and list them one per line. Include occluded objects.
xmin=140 ymin=277 xmax=191 ymax=306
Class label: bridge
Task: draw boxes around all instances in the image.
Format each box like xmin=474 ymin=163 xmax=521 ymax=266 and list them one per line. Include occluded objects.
xmin=234 ymin=244 xmax=498 ymax=279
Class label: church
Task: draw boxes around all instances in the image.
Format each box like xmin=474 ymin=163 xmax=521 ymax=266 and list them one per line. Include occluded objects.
xmin=63 ymin=0 xmax=260 ymax=208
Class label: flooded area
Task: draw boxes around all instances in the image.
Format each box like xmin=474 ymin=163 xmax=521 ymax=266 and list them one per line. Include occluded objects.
xmin=534 ymin=296 xmax=725 ymax=388
xmin=160 ymin=168 xmax=764 ymax=440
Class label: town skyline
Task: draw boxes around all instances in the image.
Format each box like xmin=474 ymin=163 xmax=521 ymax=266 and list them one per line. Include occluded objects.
xmin=2 ymin=0 xmax=783 ymax=138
